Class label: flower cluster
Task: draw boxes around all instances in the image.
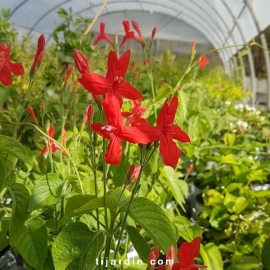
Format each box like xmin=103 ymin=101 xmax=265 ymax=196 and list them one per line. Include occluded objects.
xmin=148 ymin=237 xmax=207 ymax=270
xmin=74 ymin=46 xmax=190 ymax=167
xmin=0 ymin=43 xmax=24 ymax=86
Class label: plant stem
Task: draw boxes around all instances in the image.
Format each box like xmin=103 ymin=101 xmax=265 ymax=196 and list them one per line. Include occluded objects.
xmin=102 ymin=138 xmax=109 ymax=231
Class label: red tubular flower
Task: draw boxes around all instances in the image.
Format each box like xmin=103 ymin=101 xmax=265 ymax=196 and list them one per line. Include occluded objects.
xmin=40 ymin=126 xmax=66 ymax=156
xmin=120 ymin=20 xmax=142 ymax=47
xmin=150 ymin=27 xmax=157 ymax=47
xmin=73 ymin=49 xmax=90 ymax=74
xmin=78 ymin=50 xmax=143 ymax=104
xmin=198 ymin=55 xmax=209 ymax=68
xmin=30 ymin=34 xmax=45 ymax=76
xmin=0 ymin=43 xmax=24 ymax=86
xmin=122 ymin=100 xmax=147 ymax=126
xmin=139 ymin=96 xmax=190 ymax=167
xmin=148 ymin=246 xmax=159 ymax=270
xmin=93 ymin=22 xmax=113 ymax=46
xmin=27 ymin=105 xmax=37 ymax=124
xmin=91 ymin=96 xmax=150 ymax=165
xmin=155 ymin=237 xmax=207 ymax=270
xmin=187 ymin=163 xmax=194 ymax=175
xmin=65 ymin=65 xmax=73 ymax=84
xmin=127 ymin=164 xmax=141 ymax=181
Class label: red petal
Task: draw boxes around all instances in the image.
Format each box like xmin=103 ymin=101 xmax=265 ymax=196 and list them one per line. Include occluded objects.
xmin=178 ymin=237 xmax=201 ymax=268
xmin=117 ymin=81 xmax=143 ymax=100
xmin=132 ymin=20 xmax=143 ymax=39
xmin=105 ymin=136 xmax=122 ymax=165
xmin=136 ymin=123 xmax=161 ymax=142
xmin=164 ymin=125 xmax=190 ymax=143
xmin=0 ymin=67 xmax=12 ymax=86
xmin=40 ymin=146 xmax=48 ymax=156
xmin=159 ymin=135 xmax=181 ymax=167
xmin=157 ymin=96 xmax=178 ymax=127
xmin=78 ymin=73 xmax=110 ymax=95
xmin=10 ymin=62 xmax=24 ymax=76
xmin=102 ymin=96 xmax=123 ymax=127
xmin=122 ymin=20 xmax=130 ymax=33
xmin=117 ymin=126 xmax=151 ymax=144
xmin=48 ymin=126 xmax=55 ymax=137
xmin=91 ymin=123 xmax=112 ymax=140
xmin=106 ymin=50 xmax=117 ymax=82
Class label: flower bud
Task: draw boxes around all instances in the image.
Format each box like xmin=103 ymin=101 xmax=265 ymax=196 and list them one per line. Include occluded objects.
xmin=65 ymin=65 xmax=73 ymax=84
xmin=27 ymin=105 xmax=37 ymax=124
xmin=30 ymin=34 xmax=45 ymax=77
xmin=73 ymin=49 xmax=90 ymax=74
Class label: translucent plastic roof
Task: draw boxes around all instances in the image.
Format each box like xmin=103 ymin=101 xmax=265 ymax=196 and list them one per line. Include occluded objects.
xmin=2 ymin=0 xmax=270 ymax=66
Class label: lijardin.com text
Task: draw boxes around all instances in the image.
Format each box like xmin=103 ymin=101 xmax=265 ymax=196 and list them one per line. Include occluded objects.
xmin=96 ymin=258 xmax=174 ymax=268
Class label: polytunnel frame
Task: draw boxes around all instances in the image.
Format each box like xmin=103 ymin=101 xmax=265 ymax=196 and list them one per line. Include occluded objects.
xmin=72 ymin=0 xmax=232 ymax=66
xmin=245 ymin=0 xmax=270 ymax=108
xmin=221 ymin=0 xmax=257 ymax=106
xmin=6 ymin=0 xmax=270 ymax=108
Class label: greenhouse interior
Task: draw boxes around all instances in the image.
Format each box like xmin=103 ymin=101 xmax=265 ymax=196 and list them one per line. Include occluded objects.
xmin=1 ymin=0 xmax=270 ymax=269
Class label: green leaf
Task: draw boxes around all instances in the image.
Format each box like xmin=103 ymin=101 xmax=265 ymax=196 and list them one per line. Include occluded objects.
xmin=16 ymin=217 xmax=48 ymax=270
xmin=8 ymin=183 xmax=30 ymax=244
xmin=73 ymin=188 xmax=131 ymax=216
xmin=126 ymin=225 xmax=151 ymax=263
xmin=155 ymin=84 xmax=172 ymax=102
xmin=172 ymin=216 xmax=201 ymax=241
xmin=221 ymin=154 xmax=239 ymax=165
xmin=200 ymin=243 xmax=223 ymax=270
xmin=121 ymin=197 xmax=177 ymax=253
xmin=52 ymin=222 xmax=105 ymax=270
xmin=262 ymin=238 xmax=270 ymax=269
xmin=233 ymin=197 xmax=249 ymax=214
xmin=28 ymin=173 xmax=64 ymax=211
xmin=0 ymin=135 xmax=30 ymax=164
xmin=65 ymin=195 xmax=96 ymax=217
xmin=160 ymin=166 xmax=187 ymax=211
xmin=226 ymin=256 xmax=260 ymax=270
xmin=176 ymin=90 xmax=189 ymax=125
xmin=238 ymin=47 xmax=250 ymax=57
xmin=0 ymin=156 xmax=6 ymax=190
xmin=0 ymin=88 xmax=9 ymax=105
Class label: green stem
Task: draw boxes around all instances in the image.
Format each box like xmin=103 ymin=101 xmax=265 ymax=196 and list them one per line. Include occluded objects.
xmin=13 ymin=78 xmax=34 ymax=138
xmin=102 ymin=138 xmax=109 ymax=231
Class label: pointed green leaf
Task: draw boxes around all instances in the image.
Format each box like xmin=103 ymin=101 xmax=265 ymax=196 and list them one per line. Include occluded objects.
xmin=0 ymin=135 xmax=30 ymax=164
xmin=8 ymin=183 xmax=30 ymax=244
xmin=16 ymin=217 xmax=48 ymax=270
xmin=172 ymin=216 xmax=201 ymax=241
xmin=160 ymin=166 xmax=188 ymax=211
xmin=200 ymin=243 xmax=223 ymax=270
xmin=121 ymin=197 xmax=177 ymax=253
xmin=28 ymin=173 xmax=64 ymax=211
xmin=155 ymin=84 xmax=172 ymax=102
xmin=221 ymin=154 xmax=239 ymax=165
xmin=65 ymin=195 xmax=96 ymax=217
xmin=0 ymin=156 xmax=6 ymax=190
xmin=126 ymin=225 xmax=151 ymax=263
xmin=262 ymin=238 xmax=270 ymax=269
xmin=52 ymin=222 xmax=105 ymax=270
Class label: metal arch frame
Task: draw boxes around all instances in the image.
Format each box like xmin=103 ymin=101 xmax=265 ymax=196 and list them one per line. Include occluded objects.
xmin=8 ymin=0 xmax=29 ymax=19
xmin=72 ymin=0 xmax=230 ymax=65
xmin=221 ymin=0 xmax=256 ymax=106
xmin=25 ymin=0 xmax=228 ymax=64
xmin=245 ymin=0 xmax=270 ymax=109
xmin=200 ymin=0 xmax=242 ymax=78
xmin=188 ymin=0 xmax=239 ymax=75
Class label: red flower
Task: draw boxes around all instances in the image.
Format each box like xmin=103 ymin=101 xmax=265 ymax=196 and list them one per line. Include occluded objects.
xmin=139 ymin=96 xmax=190 ymax=167
xmin=198 ymin=56 xmax=209 ymax=68
xmin=148 ymin=246 xmax=160 ymax=270
xmin=40 ymin=126 xmax=66 ymax=156
xmin=150 ymin=27 xmax=157 ymax=47
xmin=0 ymin=43 xmax=24 ymax=86
xmin=93 ymin=22 xmax=113 ymax=46
xmin=120 ymin=20 xmax=144 ymax=47
xmin=127 ymin=164 xmax=141 ymax=181
xmin=30 ymin=34 xmax=45 ymax=76
xmin=73 ymin=49 xmax=90 ymax=74
xmin=153 ymin=237 xmax=207 ymax=270
xmin=65 ymin=65 xmax=73 ymax=84
xmin=27 ymin=105 xmax=37 ymax=124
xmin=78 ymin=50 xmax=143 ymax=104
xmin=122 ymin=100 xmax=147 ymax=126
xmin=91 ymin=96 xmax=150 ymax=165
